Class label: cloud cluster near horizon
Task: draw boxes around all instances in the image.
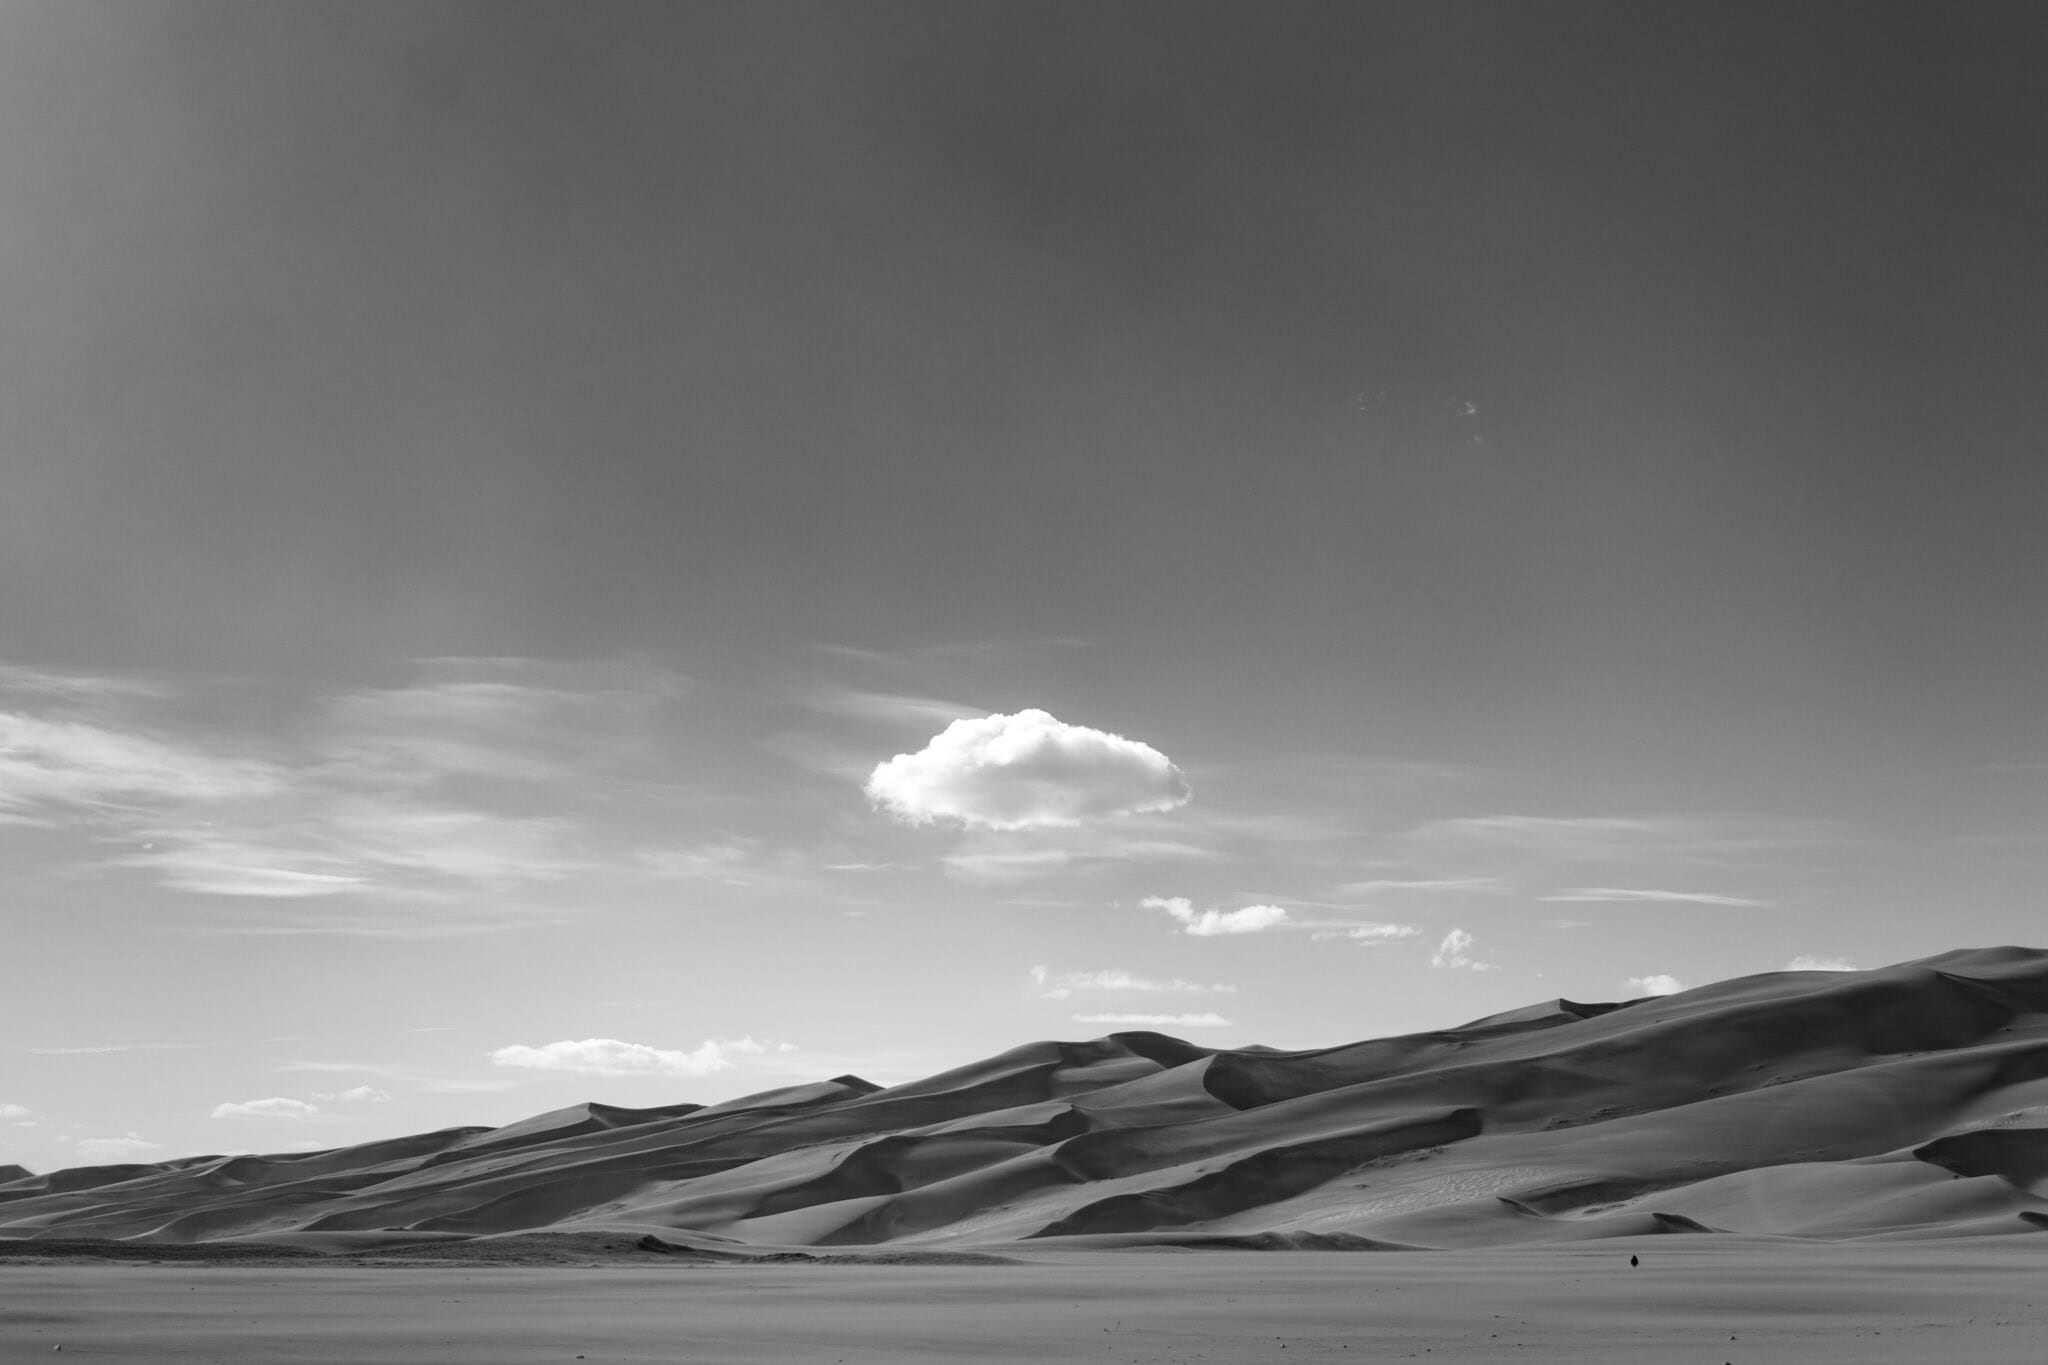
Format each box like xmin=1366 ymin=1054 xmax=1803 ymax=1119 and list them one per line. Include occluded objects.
xmin=212 ymin=1097 xmax=319 ymax=1120
xmin=1030 ymin=966 xmax=1237 ymax=998
xmin=73 ymin=1133 xmax=161 ymax=1163
xmin=488 ymin=1037 xmax=775 ymax=1077
xmin=1144 ymin=897 xmax=1417 ymax=945
xmin=1072 ymin=1012 xmax=1232 ymax=1028
xmin=865 ymin=710 xmax=1189 ymax=830
xmin=313 ymin=1085 xmax=393 ymax=1104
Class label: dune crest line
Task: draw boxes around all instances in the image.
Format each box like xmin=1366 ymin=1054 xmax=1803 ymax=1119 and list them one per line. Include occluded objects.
xmin=6 ymin=947 xmax=2048 ymax=1252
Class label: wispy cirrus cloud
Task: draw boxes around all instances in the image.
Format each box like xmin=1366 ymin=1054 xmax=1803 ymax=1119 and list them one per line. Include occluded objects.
xmin=312 ymin=1085 xmax=392 ymax=1103
xmin=796 ymin=683 xmax=984 ymax=730
xmin=941 ymin=828 xmax=1219 ymax=883
xmin=0 ymin=711 xmax=282 ymax=820
xmin=1072 ymin=1012 xmax=1232 ymax=1028
xmin=1029 ymin=965 xmax=1237 ymax=999
xmin=21 ymin=1037 xmax=287 ymax=1055
xmin=1309 ymin=923 xmax=1421 ymax=944
xmin=0 ymin=663 xmax=171 ymax=701
xmin=1404 ymin=815 xmax=1840 ymax=864
xmin=318 ymin=657 xmax=688 ymax=789
xmin=1541 ymin=887 xmax=1769 ymax=907
xmin=0 ymin=657 xmax=695 ymax=915
xmin=639 ymin=836 xmax=822 ymax=895
xmin=487 ymin=1037 xmax=776 ymax=1078
xmin=1335 ymin=876 xmax=1510 ymax=897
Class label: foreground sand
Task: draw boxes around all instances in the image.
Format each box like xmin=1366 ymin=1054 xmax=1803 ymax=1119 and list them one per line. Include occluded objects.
xmin=3 ymin=1241 xmax=2045 ymax=1364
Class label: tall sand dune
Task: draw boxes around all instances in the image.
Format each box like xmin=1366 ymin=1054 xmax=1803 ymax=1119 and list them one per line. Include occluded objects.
xmin=5 ymin=946 xmax=2047 ymax=1251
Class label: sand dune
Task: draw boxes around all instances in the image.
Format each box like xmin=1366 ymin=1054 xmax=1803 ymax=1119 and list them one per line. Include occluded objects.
xmin=5 ymin=946 xmax=2047 ymax=1252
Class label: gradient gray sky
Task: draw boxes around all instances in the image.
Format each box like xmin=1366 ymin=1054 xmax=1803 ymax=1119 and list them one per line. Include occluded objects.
xmin=7 ymin=1 xmax=2048 ymax=1172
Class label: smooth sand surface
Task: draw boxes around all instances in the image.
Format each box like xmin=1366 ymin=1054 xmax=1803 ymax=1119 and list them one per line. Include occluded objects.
xmin=3 ymin=1242 xmax=2045 ymax=1363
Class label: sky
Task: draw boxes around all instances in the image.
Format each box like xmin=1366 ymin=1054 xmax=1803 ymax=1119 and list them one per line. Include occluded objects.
xmin=5 ymin=0 xmax=2048 ymax=1174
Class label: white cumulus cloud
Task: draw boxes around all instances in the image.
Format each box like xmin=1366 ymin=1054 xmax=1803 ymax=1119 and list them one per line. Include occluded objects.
xmin=1072 ymin=1012 xmax=1232 ymax=1028
xmin=1145 ymin=896 xmax=1291 ymax=937
xmin=865 ymin=709 xmax=1189 ymax=830
xmin=74 ymin=1133 xmax=162 ymax=1163
xmin=1784 ymin=955 xmax=1856 ymax=972
xmin=488 ymin=1037 xmax=769 ymax=1077
xmin=212 ymin=1097 xmax=321 ymax=1120
xmin=1430 ymin=927 xmax=1493 ymax=970
xmin=1625 ymin=974 xmax=1687 ymax=996
xmin=0 ymin=1104 xmax=29 ymax=1118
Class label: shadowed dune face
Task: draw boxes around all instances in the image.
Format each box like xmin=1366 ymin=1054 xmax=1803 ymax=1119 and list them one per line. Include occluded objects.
xmin=5 ymin=947 xmax=2048 ymax=1252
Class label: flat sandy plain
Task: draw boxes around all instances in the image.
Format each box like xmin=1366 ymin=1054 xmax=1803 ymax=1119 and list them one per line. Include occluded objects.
xmin=3 ymin=1240 xmax=2046 ymax=1363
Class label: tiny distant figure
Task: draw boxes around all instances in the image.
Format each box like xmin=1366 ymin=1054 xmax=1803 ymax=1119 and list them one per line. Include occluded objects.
xmin=1629 ymin=1255 xmax=1639 ymax=1267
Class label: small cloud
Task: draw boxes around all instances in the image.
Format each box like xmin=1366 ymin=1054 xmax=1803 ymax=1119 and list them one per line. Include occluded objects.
xmin=281 ymin=1140 xmax=331 ymax=1152
xmin=488 ymin=1037 xmax=770 ymax=1077
xmin=1031 ymin=967 xmax=1237 ymax=999
xmin=1784 ymin=955 xmax=1857 ymax=972
xmin=641 ymin=840 xmax=754 ymax=882
xmin=1072 ymin=1012 xmax=1232 ymax=1028
xmin=1429 ymin=927 xmax=1493 ymax=970
xmin=1542 ymin=887 xmax=1767 ymax=907
xmin=865 ymin=710 xmax=1189 ymax=830
xmin=132 ymin=842 xmax=369 ymax=899
xmin=212 ymin=1097 xmax=320 ymax=1120
xmin=0 ymin=1103 xmax=29 ymax=1118
xmin=74 ymin=1133 xmax=162 ymax=1163
xmin=941 ymin=847 xmax=1076 ymax=881
xmin=1625 ymin=974 xmax=1686 ymax=996
xmin=312 ymin=1085 xmax=392 ymax=1104
xmin=1145 ymin=896 xmax=1291 ymax=937
xmin=1311 ymin=922 xmax=1420 ymax=944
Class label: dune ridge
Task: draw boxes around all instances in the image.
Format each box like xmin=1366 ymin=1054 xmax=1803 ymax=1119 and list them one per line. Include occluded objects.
xmin=5 ymin=946 xmax=2048 ymax=1252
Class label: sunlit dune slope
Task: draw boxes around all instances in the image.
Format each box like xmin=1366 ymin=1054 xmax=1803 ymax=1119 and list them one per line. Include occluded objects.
xmin=6 ymin=947 xmax=2048 ymax=1250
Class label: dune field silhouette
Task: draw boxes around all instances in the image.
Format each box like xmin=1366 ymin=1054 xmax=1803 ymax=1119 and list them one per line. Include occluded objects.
xmin=6 ymin=947 xmax=2046 ymax=1255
